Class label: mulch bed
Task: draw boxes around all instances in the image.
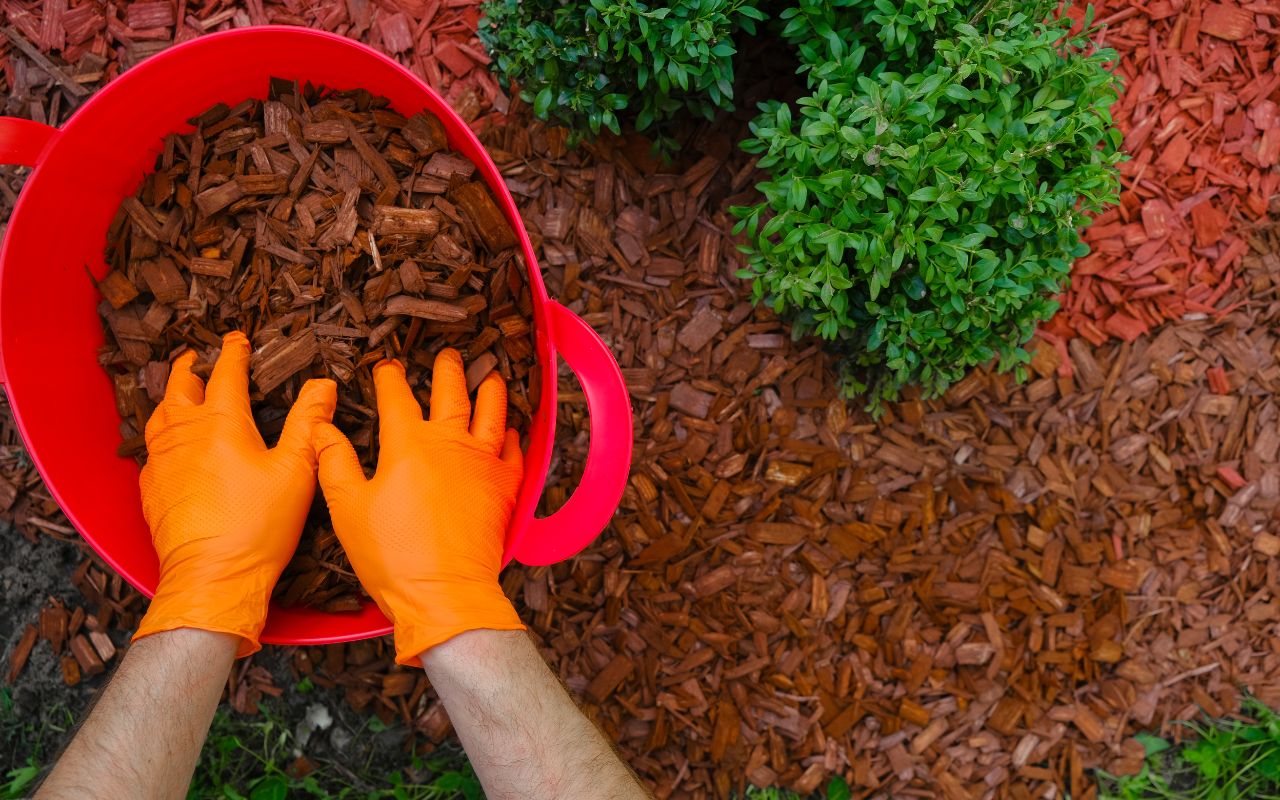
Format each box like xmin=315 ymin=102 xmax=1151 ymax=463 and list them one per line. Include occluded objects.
xmin=1053 ymin=0 xmax=1280 ymax=348
xmin=2 ymin=3 xmax=1279 ymax=799
xmin=484 ymin=123 xmax=1280 ymax=798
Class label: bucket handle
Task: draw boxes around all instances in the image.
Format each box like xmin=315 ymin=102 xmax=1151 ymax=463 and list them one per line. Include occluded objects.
xmin=513 ymin=301 xmax=633 ymax=566
xmin=0 ymin=117 xmax=58 ymax=168
xmin=0 ymin=118 xmax=59 ymax=385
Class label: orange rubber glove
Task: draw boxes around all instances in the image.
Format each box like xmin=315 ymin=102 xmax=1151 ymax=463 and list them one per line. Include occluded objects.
xmin=313 ymin=349 xmax=524 ymax=665
xmin=134 ymin=331 xmax=337 ymax=657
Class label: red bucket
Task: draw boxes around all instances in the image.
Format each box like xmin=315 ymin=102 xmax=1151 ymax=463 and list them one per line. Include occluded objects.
xmin=0 ymin=27 xmax=632 ymax=645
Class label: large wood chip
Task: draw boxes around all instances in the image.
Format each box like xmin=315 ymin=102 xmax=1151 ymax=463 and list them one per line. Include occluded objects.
xmin=449 ymin=182 xmax=516 ymax=252
xmin=194 ymin=179 xmax=245 ymax=217
xmin=585 ymin=654 xmax=633 ymax=704
xmin=5 ymin=625 xmax=37 ymax=684
xmin=403 ymin=111 xmax=448 ymax=154
xmin=69 ymin=634 xmax=104 ymax=677
xmin=383 ymin=295 xmax=468 ymax=323
xmin=250 ymin=329 xmax=320 ymax=394
xmin=373 ymin=206 xmax=443 ymax=237
xmin=138 ymin=258 xmax=187 ymax=304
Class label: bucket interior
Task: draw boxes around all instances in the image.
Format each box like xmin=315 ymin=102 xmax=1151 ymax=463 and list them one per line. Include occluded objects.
xmin=0 ymin=28 xmax=555 ymax=644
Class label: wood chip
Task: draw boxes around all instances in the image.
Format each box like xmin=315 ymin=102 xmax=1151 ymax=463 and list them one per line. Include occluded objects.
xmin=6 ymin=625 xmax=37 ymax=684
xmin=69 ymin=633 xmax=104 ymax=677
xmin=586 ymin=654 xmax=634 ymax=704
xmin=670 ymin=383 xmax=713 ymax=419
xmin=373 ymin=206 xmax=443 ymax=237
xmin=449 ymin=182 xmax=516 ymax=252
xmin=97 ymin=270 xmax=139 ymax=309
xmin=383 ymin=295 xmax=468 ymax=322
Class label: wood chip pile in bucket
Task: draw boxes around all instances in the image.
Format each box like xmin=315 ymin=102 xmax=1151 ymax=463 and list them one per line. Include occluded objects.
xmin=2 ymin=2 xmax=1279 ymax=798
xmin=95 ymin=82 xmax=536 ymax=610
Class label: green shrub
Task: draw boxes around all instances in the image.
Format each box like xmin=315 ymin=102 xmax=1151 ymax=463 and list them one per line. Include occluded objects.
xmin=478 ymin=0 xmax=765 ymax=146
xmin=734 ymin=1 xmax=1122 ymax=411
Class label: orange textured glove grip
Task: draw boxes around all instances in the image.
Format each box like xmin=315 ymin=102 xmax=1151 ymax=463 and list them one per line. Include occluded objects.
xmin=134 ymin=331 xmax=337 ymax=657
xmin=313 ymin=349 xmax=524 ymax=665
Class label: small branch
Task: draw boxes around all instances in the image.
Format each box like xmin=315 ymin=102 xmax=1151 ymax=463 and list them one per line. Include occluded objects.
xmin=2 ymin=26 xmax=92 ymax=99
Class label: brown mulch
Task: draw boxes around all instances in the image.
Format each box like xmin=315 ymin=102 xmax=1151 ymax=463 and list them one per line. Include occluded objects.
xmin=1 ymin=4 xmax=1280 ymax=800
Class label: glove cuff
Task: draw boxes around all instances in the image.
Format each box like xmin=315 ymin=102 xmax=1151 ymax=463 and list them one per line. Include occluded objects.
xmin=134 ymin=567 xmax=276 ymax=658
xmin=384 ymin=582 xmax=525 ymax=666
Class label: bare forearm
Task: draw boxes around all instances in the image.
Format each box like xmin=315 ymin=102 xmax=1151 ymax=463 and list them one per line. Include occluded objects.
xmin=421 ymin=630 xmax=649 ymax=800
xmin=38 ymin=628 xmax=237 ymax=800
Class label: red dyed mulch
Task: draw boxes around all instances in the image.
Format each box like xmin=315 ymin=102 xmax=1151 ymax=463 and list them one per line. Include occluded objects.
xmin=1052 ymin=0 xmax=1279 ymax=347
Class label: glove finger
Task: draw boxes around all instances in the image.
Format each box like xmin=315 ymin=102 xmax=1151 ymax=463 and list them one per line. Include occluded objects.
xmin=163 ymin=350 xmax=204 ymax=406
xmin=276 ymin=378 xmax=338 ymax=467
xmin=143 ymin=405 xmax=167 ymax=448
xmin=500 ymin=428 xmax=523 ymax=473
xmin=205 ymin=331 xmax=252 ymax=412
xmin=373 ymin=359 xmax=423 ymax=448
xmin=470 ymin=371 xmax=508 ymax=455
xmin=315 ymin=422 xmax=367 ymax=493
xmin=427 ymin=348 xmax=470 ymax=429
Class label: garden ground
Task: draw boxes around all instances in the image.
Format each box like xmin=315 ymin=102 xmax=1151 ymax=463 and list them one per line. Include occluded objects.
xmin=0 ymin=2 xmax=1278 ymax=798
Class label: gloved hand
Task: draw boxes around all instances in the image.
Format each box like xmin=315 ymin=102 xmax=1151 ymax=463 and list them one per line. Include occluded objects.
xmin=313 ymin=349 xmax=524 ymax=665
xmin=134 ymin=331 xmax=336 ymax=657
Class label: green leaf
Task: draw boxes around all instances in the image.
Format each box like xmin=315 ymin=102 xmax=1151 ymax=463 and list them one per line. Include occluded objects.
xmin=828 ymin=775 xmax=852 ymax=800
xmin=249 ymin=777 xmax=288 ymax=800
xmin=1135 ymin=732 xmax=1170 ymax=756
xmin=532 ymin=87 xmax=553 ymax=118
xmin=908 ymin=186 xmax=939 ymax=202
xmin=3 ymin=764 xmax=39 ymax=798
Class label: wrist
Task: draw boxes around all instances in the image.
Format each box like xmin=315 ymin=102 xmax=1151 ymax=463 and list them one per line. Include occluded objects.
xmin=419 ymin=627 xmax=528 ymax=672
xmin=129 ymin=626 xmax=241 ymax=659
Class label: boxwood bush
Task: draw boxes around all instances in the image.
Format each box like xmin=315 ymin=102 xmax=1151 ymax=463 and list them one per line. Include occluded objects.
xmin=734 ymin=1 xmax=1122 ymax=410
xmin=480 ymin=0 xmax=1122 ymax=412
xmin=478 ymin=0 xmax=765 ymax=146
